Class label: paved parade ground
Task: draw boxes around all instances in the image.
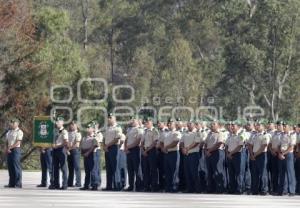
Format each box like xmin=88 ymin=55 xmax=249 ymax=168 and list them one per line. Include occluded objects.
xmin=0 ymin=171 xmax=299 ymax=208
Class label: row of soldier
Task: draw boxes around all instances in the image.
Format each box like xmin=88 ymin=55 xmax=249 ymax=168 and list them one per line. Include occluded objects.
xmin=4 ymin=115 xmax=300 ymax=196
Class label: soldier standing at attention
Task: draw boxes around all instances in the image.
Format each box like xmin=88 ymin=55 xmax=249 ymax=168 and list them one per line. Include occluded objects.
xmin=181 ymin=121 xmax=201 ymax=193
xmin=162 ymin=118 xmax=181 ymax=193
xmin=277 ymin=122 xmax=296 ymax=196
xmin=4 ymin=118 xmax=23 ymax=188
xmin=49 ymin=117 xmax=69 ymax=190
xmin=268 ymin=121 xmax=283 ymax=194
xmin=141 ymin=118 xmax=159 ymax=192
xmin=124 ymin=118 xmax=143 ymax=192
xmin=249 ymin=120 xmax=270 ymax=195
xmin=226 ymin=121 xmax=244 ymax=194
xmin=196 ymin=120 xmax=209 ymax=193
xmin=243 ymin=121 xmax=255 ymax=194
xmin=157 ymin=120 xmax=168 ymax=191
xmin=205 ymin=120 xmax=226 ymax=193
xmin=103 ymin=114 xmax=123 ymax=191
xmin=67 ymin=121 xmax=82 ymax=187
xmin=80 ymin=122 xmax=100 ymax=190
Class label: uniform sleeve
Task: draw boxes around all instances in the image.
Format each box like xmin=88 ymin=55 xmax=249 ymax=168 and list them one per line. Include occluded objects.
xmin=153 ymin=129 xmax=159 ymax=141
xmin=141 ymin=133 xmax=145 ymax=143
xmin=76 ymin=132 xmax=82 ymax=142
xmin=261 ymin=134 xmax=270 ymax=145
xmin=225 ymin=137 xmax=230 ymax=146
xmin=238 ymin=133 xmax=246 ymax=146
xmin=96 ymin=132 xmax=103 ymax=143
xmin=217 ymin=133 xmax=225 ymax=143
xmin=120 ymin=133 xmax=126 ymax=142
xmin=248 ymin=134 xmax=254 ymax=145
xmin=115 ymin=127 xmax=123 ymax=139
xmin=173 ymin=131 xmax=181 ymax=142
xmin=62 ymin=130 xmax=68 ymax=141
xmin=194 ymin=132 xmax=201 ymax=143
xmin=138 ymin=128 xmax=144 ymax=138
xmin=17 ymin=130 xmax=23 ymax=141
xmin=291 ymin=134 xmax=297 ymax=146
xmin=5 ymin=132 xmax=9 ymax=141
xmin=158 ymin=132 xmax=163 ymax=143
xmin=297 ymin=134 xmax=300 ymax=144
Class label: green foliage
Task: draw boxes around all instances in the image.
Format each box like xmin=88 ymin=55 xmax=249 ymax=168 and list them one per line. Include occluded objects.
xmin=35 ymin=6 xmax=70 ymax=36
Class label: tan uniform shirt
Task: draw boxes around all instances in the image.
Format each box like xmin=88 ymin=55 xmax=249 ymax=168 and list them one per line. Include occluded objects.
xmin=81 ymin=134 xmax=97 ymax=151
xmin=54 ymin=128 xmax=68 ymax=146
xmin=270 ymin=131 xmax=282 ymax=151
xmin=164 ymin=130 xmax=181 ymax=152
xmin=280 ymin=132 xmax=296 ymax=153
xmin=68 ymin=130 xmax=82 ymax=149
xmin=158 ymin=128 xmax=169 ymax=148
xmin=6 ymin=128 xmax=23 ymax=148
xmin=181 ymin=129 xmax=201 ymax=153
xmin=226 ymin=130 xmax=244 ymax=153
xmin=104 ymin=124 xmax=123 ymax=145
xmin=251 ymin=131 xmax=270 ymax=153
xmin=142 ymin=127 xmax=159 ymax=149
xmin=205 ymin=131 xmax=225 ymax=150
xmin=126 ymin=127 xmax=143 ymax=147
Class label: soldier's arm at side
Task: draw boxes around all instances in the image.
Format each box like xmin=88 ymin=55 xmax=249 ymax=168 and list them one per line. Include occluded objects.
xmin=253 ymin=144 xmax=268 ymax=158
xmin=207 ymin=142 xmax=223 ymax=153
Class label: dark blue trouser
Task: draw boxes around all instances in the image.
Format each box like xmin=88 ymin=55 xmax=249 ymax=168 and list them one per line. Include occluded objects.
xmin=164 ymin=151 xmax=179 ymax=192
xmin=206 ymin=149 xmax=226 ymax=193
xmin=278 ymin=152 xmax=296 ymax=194
xmin=270 ymin=153 xmax=279 ymax=193
xmin=157 ymin=149 xmax=165 ymax=190
xmin=53 ymin=147 xmax=68 ymax=188
xmin=251 ymin=152 xmax=268 ymax=194
xmin=7 ymin=147 xmax=22 ymax=187
xmin=227 ymin=152 xmax=244 ymax=194
xmin=178 ymin=151 xmax=186 ymax=191
xmin=295 ymin=157 xmax=300 ymax=194
xmin=105 ymin=145 xmax=118 ymax=190
xmin=242 ymin=148 xmax=251 ymax=192
xmin=83 ymin=150 xmax=100 ymax=188
xmin=67 ymin=148 xmax=81 ymax=187
xmin=40 ymin=148 xmax=53 ymax=186
xmin=184 ymin=152 xmax=200 ymax=193
xmin=126 ymin=146 xmax=142 ymax=190
xmin=199 ymin=149 xmax=207 ymax=193
xmin=142 ymin=148 xmax=158 ymax=191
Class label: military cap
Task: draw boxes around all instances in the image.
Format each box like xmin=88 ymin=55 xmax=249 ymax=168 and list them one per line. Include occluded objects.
xmin=255 ymin=119 xmax=268 ymax=125
xmin=144 ymin=117 xmax=153 ymax=122
xmin=108 ymin=113 xmax=114 ymax=118
xmin=56 ymin=116 xmax=64 ymax=122
xmin=87 ymin=122 xmax=96 ymax=128
xmin=167 ymin=117 xmax=175 ymax=123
